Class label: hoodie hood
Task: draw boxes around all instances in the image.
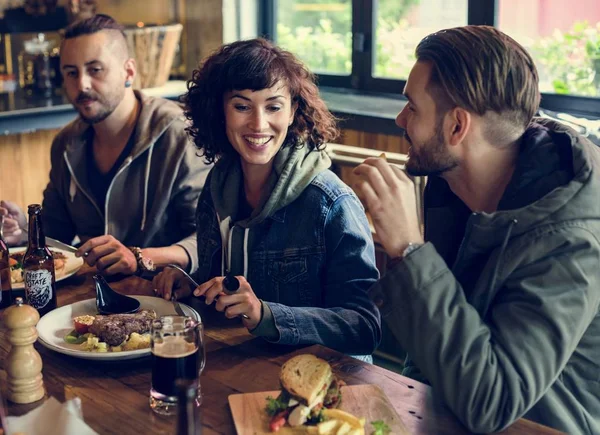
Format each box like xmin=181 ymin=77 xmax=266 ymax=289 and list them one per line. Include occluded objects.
xmin=210 ymin=144 xmax=332 ymax=228
xmin=210 ymin=144 xmax=331 ymax=277
xmin=427 ymin=117 xmax=600 ymax=251
xmin=425 ymin=117 xmax=600 ymax=297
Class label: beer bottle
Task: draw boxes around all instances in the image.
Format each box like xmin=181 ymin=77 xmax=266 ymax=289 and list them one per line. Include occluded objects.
xmin=22 ymin=204 xmax=57 ymax=316
xmin=0 ymin=220 xmax=12 ymax=309
xmin=175 ymin=379 xmax=202 ymax=435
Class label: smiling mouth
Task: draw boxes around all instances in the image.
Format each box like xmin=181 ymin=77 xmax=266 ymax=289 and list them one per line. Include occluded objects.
xmin=244 ymin=136 xmax=272 ymax=146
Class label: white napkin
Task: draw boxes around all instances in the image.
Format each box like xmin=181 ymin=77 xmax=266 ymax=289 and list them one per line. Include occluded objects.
xmin=6 ymin=397 xmax=98 ymax=435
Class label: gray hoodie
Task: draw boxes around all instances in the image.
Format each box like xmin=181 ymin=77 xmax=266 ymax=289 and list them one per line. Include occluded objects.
xmin=41 ymin=91 xmax=210 ymax=271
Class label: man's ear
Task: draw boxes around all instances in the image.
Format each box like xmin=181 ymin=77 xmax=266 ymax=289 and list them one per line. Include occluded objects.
xmin=124 ymin=58 xmax=137 ymax=85
xmin=446 ymin=107 xmax=470 ymax=146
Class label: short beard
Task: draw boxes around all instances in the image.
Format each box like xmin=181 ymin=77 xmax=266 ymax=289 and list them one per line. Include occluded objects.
xmin=79 ymin=108 xmax=113 ymax=124
xmin=405 ymin=121 xmax=458 ymax=177
xmin=73 ymin=89 xmax=122 ymax=125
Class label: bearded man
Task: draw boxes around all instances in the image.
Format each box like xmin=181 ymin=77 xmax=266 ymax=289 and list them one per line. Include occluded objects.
xmin=1 ymin=14 xmax=210 ymax=276
xmin=354 ymin=26 xmax=600 ymax=434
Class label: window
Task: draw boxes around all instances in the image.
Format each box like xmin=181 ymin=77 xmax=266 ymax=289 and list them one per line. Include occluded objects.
xmin=374 ymin=0 xmax=468 ymax=80
xmin=497 ymin=0 xmax=600 ymax=99
xmin=275 ymin=0 xmax=352 ymax=75
xmin=259 ymin=0 xmax=600 ymax=117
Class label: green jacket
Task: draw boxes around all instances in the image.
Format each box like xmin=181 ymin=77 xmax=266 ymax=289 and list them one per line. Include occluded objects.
xmin=370 ymin=119 xmax=600 ymax=434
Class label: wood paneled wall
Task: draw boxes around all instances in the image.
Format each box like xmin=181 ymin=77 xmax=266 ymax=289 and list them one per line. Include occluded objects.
xmin=0 ymin=129 xmax=59 ymax=212
xmin=339 ymin=128 xmax=409 ymax=154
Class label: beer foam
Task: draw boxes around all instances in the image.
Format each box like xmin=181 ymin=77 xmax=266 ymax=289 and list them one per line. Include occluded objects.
xmin=153 ymin=335 xmax=197 ymax=358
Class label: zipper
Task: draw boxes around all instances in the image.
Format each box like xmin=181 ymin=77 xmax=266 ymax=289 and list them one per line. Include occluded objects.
xmin=104 ymin=156 xmax=134 ymax=234
xmin=63 ymin=152 xmax=103 ymax=220
xmin=64 ymin=150 xmax=143 ymax=236
xmin=451 ymin=212 xmax=478 ymax=270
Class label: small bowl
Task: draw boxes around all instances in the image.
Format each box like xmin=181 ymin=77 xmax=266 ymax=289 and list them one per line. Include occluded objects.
xmin=94 ymin=274 xmax=141 ymax=315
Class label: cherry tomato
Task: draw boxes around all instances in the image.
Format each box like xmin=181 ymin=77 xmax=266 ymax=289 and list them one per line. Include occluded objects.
xmin=73 ymin=315 xmax=95 ymax=334
xmin=269 ymin=410 xmax=289 ymax=432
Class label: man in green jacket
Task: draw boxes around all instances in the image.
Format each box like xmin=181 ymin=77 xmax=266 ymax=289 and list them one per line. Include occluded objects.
xmin=354 ymin=25 xmax=600 ymax=434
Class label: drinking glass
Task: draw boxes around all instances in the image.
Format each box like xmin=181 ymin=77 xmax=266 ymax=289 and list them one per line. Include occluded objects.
xmin=149 ymin=315 xmax=205 ymax=416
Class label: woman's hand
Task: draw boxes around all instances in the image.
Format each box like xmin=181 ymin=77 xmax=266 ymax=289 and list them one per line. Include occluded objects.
xmin=195 ymin=276 xmax=262 ymax=329
xmin=152 ymin=267 xmax=194 ymax=301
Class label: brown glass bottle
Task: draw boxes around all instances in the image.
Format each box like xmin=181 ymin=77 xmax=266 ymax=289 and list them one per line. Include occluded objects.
xmin=175 ymin=379 xmax=202 ymax=435
xmin=22 ymin=204 xmax=57 ymax=316
xmin=0 ymin=228 xmax=12 ymax=309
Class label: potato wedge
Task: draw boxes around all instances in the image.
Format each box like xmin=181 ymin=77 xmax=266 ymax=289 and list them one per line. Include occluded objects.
xmin=317 ymin=419 xmax=339 ymax=434
xmin=336 ymin=422 xmax=353 ymax=435
xmin=322 ymin=409 xmax=364 ymax=428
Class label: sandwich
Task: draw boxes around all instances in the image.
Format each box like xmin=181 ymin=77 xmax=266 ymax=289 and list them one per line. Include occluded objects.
xmin=266 ymin=354 xmax=343 ymax=432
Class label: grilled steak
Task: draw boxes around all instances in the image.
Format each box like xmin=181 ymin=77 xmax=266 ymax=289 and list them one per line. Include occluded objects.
xmin=88 ymin=310 xmax=157 ymax=346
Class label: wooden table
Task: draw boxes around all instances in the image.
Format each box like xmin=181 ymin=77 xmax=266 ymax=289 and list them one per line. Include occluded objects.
xmin=0 ymin=268 xmax=563 ymax=435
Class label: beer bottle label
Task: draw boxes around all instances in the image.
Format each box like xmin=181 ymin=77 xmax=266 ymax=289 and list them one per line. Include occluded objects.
xmin=24 ymin=269 xmax=53 ymax=309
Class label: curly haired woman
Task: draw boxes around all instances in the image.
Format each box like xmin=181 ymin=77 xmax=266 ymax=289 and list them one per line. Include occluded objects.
xmin=154 ymin=38 xmax=381 ymax=357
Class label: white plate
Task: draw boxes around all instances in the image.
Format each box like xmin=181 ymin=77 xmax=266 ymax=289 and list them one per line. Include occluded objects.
xmin=10 ymin=246 xmax=84 ymax=290
xmin=36 ymin=296 xmax=201 ymax=361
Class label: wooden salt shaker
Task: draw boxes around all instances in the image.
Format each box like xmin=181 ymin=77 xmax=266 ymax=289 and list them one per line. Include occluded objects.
xmin=2 ymin=297 xmax=45 ymax=404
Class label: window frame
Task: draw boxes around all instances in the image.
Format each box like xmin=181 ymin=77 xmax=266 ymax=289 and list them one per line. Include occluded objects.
xmin=258 ymin=0 xmax=599 ymax=119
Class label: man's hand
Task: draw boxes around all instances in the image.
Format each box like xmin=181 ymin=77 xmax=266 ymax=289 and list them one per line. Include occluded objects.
xmin=0 ymin=200 xmax=27 ymax=246
xmin=353 ymin=157 xmax=424 ymax=259
xmin=76 ymin=235 xmax=138 ymax=275
xmin=152 ymin=267 xmax=193 ymax=301
xmin=194 ymin=276 xmax=262 ymax=329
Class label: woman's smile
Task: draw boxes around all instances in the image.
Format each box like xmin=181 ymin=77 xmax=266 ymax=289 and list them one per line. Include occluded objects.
xmin=243 ymin=135 xmax=273 ymax=150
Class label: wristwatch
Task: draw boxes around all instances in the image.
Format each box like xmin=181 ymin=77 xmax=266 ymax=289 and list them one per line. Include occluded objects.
xmin=401 ymin=242 xmax=423 ymax=259
xmin=129 ymin=246 xmax=156 ymax=273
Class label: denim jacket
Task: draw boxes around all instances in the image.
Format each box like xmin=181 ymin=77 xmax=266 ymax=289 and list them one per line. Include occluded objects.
xmin=194 ymin=167 xmax=381 ymax=355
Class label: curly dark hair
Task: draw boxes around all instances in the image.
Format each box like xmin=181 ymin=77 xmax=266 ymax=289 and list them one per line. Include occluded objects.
xmin=182 ymin=38 xmax=339 ymax=163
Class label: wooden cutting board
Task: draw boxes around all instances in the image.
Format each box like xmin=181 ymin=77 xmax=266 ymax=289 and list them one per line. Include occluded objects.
xmin=228 ymin=384 xmax=410 ymax=434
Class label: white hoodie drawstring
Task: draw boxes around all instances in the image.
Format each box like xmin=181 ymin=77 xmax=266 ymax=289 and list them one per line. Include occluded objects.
xmin=219 ymin=215 xmax=232 ymax=276
xmin=243 ymin=228 xmax=249 ymax=278
xmin=227 ymin=226 xmax=233 ymax=272
xmin=69 ymin=178 xmax=76 ymax=202
xmin=140 ymin=143 xmax=154 ymax=231
xmin=218 ymin=215 xmax=249 ymax=279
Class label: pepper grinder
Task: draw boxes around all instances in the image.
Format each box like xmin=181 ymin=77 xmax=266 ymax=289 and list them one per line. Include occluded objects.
xmin=2 ymin=297 xmax=45 ymax=404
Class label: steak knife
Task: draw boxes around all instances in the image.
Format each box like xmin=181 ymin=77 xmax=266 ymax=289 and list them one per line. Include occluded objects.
xmin=21 ymin=228 xmax=87 ymax=256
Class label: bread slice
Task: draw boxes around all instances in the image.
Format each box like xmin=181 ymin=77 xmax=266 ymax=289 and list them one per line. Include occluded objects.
xmin=280 ymin=355 xmax=333 ymax=406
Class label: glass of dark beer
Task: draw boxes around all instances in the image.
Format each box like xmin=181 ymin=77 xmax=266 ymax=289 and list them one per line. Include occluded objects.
xmin=149 ymin=315 xmax=205 ymax=416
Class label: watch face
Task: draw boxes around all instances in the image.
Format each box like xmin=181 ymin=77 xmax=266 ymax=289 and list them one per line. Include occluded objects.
xmin=141 ymin=257 xmax=155 ymax=271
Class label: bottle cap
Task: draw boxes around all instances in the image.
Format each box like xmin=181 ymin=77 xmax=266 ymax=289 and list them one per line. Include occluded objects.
xmin=27 ymin=204 xmax=42 ymax=214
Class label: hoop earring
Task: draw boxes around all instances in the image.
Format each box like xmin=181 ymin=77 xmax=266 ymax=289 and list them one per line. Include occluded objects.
xmin=125 ymin=80 xmax=132 ymax=88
